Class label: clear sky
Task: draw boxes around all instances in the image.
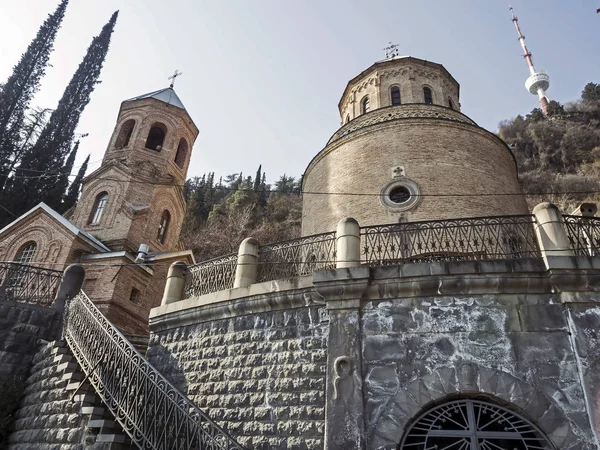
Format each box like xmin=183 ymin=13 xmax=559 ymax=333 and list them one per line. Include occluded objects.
xmin=1 ymin=1 xmax=598 ymax=184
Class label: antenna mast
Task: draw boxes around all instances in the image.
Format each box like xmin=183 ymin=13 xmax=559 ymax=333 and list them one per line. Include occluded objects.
xmin=510 ymin=6 xmax=550 ymax=116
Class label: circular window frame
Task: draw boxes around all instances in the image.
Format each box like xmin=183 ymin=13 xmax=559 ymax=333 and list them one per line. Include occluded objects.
xmin=380 ymin=178 xmax=421 ymax=211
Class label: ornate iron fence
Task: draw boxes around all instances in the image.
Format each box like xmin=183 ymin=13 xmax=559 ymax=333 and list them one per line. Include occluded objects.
xmin=563 ymin=215 xmax=600 ymax=256
xmin=64 ymin=291 xmax=243 ymax=450
xmin=184 ymin=253 xmax=238 ymax=298
xmin=0 ymin=262 xmax=62 ymax=305
xmin=257 ymin=232 xmax=336 ymax=283
xmin=361 ymin=215 xmax=541 ymax=265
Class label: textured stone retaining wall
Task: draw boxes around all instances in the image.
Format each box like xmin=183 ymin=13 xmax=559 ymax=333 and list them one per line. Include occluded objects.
xmin=0 ymin=299 xmax=61 ymax=379
xmin=361 ymin=292 xmax=597 ymax=450
xmin=147 ymin=305 xmax=328 ymax=449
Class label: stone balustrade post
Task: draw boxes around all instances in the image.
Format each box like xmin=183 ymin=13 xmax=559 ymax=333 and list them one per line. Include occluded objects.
xmin=161 ymin=261 xmax=187 ymax=306
xmin=533 ymin=202 xmax=574 ymax=269
xmin=234 ymin=237 xmax=259 ymax=288
xmin=52 ymin=264 xmax=85 ymax=313
xmin=336 ymin=218 xmax=361 ymax=269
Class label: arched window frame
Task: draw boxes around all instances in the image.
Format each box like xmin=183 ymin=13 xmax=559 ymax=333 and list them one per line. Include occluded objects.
xmin=145 ymin=122 xmax=167 ymax=151
xmin=115 ymin=119 xmax=136 ymax=148
xmin=157 ymin=210 xmax=170 ymax=244
xmin=423 ymin=86 xmax=434 ymax=105
xmin=174 ymin=138 xmax=188 ymax=169
xmin=361 ymin=96 xmax=370 ymax=114
xmin=89 ymin=192 xmax=108 ymax=225
xmin=448 ymin=97 xmax=454 ymax=110
xmin=15 ymin=241 xmax=37 ymax=265
xmin=390 ymin=86 xmax=401 ymax=106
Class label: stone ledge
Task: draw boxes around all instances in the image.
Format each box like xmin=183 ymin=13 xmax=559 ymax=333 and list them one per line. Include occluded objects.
xmin=150 ymin=276 xmax=320 ymax=332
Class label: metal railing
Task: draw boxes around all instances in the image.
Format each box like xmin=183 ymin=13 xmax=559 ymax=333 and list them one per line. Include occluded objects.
xmin=360 ymin=215 xmax=541 ymax=265
xmin=184 ymin=253 xmax=237 ymax=298
xmin=257 ymin=231 xmax=337 ymax=283
xmin=0 ymin=262 xmax=62 ymax=305
xmin=563 ymin=215 xmax=600 ymax=256
xmin=64 ymin=291 xmax=243 ymax=450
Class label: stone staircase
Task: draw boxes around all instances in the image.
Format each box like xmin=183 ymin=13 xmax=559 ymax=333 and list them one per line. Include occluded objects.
xmin=7 ymin=340 xmax=133 ymax=450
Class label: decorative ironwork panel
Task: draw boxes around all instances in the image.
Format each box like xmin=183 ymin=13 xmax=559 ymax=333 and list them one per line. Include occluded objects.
xmin=184 ymin=253 xmax=238 ymax=298
xmin=361 ymin=215 xmax=541 ymax=265
xmin=563 ymin=215 xmax=600 ymax=257
xmin=0 ymin=262 xmax=62 ymax=305
xmin=401 ymin=399 xmax=552 ymax=450
xmin=257 ymin=232 xmax=336 ymax=283
xmin=64 ymin=291 xmax=243 ymax=450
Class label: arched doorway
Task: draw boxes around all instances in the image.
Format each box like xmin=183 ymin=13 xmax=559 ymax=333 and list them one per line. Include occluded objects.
xmin=399 ymin=399 xmax=553 ymax=450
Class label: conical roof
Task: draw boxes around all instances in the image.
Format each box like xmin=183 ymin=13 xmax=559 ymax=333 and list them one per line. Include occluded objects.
xmin=125 ymin=87 xmax=186 ymax=111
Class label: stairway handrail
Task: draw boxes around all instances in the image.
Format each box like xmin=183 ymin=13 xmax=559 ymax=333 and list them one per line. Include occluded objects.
xmin=64 ymin=290 xmax=244 ymax=450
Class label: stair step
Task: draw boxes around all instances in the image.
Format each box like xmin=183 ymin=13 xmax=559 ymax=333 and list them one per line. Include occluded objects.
xmin=51 ymin=346 xmax=69 ymax=356
xmin=88 ymin=419 xmax=118 ymax=430
xmin=53 ymin=354 xmax=73 ymax=364
xmin=62 ymin=371 xmax=84 ymax=382
xmin=96 ymin=434 xmax=127 ymax=443
xmin=81 ymin=406 xmax=107 ymax=419
xmin=57 ymin=361 xmax=78 ymax=372
xmin=72 ymin=393 xmax=98 ymax=404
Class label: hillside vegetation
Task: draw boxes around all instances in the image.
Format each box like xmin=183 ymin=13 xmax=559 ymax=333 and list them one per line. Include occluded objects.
xmin=499 ymin=82 xmax=600 ymax=211
xmin=182 ymin=83 xmax=600 ymax=261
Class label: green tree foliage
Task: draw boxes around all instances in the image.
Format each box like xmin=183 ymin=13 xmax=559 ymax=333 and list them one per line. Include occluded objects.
xmin=0 ymin=1 xmax=68 ymax=190
xmin=3 ymin=11 xmax=118 ymax=222
xmin=62 ymin=154 xmax=89 ymax=213
xmin=182 ymin=167 xmax=302 ymax=261
xmin=499 ymin=84 xmax=600 ymax=211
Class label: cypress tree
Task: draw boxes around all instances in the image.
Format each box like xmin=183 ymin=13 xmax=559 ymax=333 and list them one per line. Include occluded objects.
xmin=9 ymin=11 xmax=118 ymax=217
xmin=0 ymin=0 xmax=68 ymax=188
xmin=62 ymin=154 xmax=89 ymax=212
xmin=47 ymin=140 xmax=78 ymax=211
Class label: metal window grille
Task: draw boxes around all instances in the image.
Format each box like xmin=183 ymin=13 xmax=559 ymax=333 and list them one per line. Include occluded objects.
xmin=401 ymin=399 xmax=552 ymax=450
xmin=15 ymin=242 xmax=37 ymax=264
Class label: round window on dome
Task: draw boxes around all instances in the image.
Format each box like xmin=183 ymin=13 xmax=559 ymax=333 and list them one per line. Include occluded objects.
xmin=380 ymin=178 xmax=421 ymax=211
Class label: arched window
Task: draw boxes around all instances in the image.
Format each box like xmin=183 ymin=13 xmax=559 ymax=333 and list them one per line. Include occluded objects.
xmin=345 ymin=115 xmax=350 ymax=124
xmin=448 ymin=98 xmax=454 ymax=110
xmin=401 ymin=399 xmax=552 ymax=450
xmin=423 ymin=87 xmax=433 ymax=105
xmin=157 ymin=210 xmax=170 ymax=244
xmin=174 ymin=138 xmax=188 ymax=169
xmin=145 ymin=123 xmax=167 ymax=151
xmin=89 ymin=192 xmax=108 ymax=225
xmin=15 ymin=242 xmax=37 ymax=264
xmin=361 ymin=96 xmax=370 ymax=114
xmin=115 ymin=119 xmax=135 ymax=148
xmin=390 ymin=86 xmax=401 ymax=105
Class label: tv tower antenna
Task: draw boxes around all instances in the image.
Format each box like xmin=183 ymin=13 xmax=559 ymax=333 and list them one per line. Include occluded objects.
xmin=510 ymin=6 xmax=550 ymax=116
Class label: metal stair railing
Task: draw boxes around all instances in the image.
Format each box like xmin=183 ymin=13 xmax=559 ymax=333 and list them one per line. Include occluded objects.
xmin=64 ymin=291 xmax=244 ymax=450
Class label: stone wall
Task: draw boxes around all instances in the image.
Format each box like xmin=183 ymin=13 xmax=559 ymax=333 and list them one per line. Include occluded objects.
xmin=147 ymin=304 xmax=328 ymax=449
xmin=0 ymin=299 xmax=61 ymax=379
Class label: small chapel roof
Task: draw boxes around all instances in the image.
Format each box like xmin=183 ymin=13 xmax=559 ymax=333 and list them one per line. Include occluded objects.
xmin=125 ymin=87 xmax=187 ymax=111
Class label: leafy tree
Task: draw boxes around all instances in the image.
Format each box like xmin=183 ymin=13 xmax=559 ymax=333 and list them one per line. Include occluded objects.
xmin=582 ymin=82 xmax=600 ymax=103
xmin=5 ymin=11 xmax=118 ymax=220
xmin=0 ymin=0 xmax=68 ymax=189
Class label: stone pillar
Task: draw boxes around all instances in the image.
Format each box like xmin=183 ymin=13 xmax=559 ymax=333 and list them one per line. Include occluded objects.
xmin=51 ymin=264 xmax=85 ymax=313
xmin=314 ymin=267 xmax=369 ymax=450
xmin=234 ymin=237 xmax=259 ymax=288
xmin=161 ymin=261 xmax=187 ymax=306
xmin=336 ymin=218 xmax=361 ymax=269
xmin=533 ymin=202 xmax=574 ymax=269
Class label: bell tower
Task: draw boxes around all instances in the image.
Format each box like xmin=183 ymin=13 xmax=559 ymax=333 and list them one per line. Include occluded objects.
xmin=70 ymin=87 xmax=199 ymax=253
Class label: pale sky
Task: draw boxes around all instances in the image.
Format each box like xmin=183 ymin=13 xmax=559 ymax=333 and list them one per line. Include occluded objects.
xmin=0 ymin=1 xmax=598 ymax=184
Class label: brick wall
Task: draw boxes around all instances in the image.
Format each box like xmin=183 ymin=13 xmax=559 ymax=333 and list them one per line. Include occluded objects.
xmin=147 ymin=306 xmax=328 ymax=449
xmin=302 ymin=118 xmax=528 ymax=235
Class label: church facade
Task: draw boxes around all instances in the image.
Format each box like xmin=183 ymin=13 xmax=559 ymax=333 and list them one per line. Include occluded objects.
xmin=0 ymin=87 xmax=196 ymax=337
xmin=146 ymin=56 xmax=600 ymax=450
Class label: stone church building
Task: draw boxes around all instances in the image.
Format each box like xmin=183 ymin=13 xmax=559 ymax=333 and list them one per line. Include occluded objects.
xmin=4 ymin=55 xmax=600 ymax=450
xmin=0 ymin=87 xmax=196 ymax=337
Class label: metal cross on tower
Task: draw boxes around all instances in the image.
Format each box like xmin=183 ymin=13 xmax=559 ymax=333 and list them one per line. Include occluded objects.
xmin=384 ymin=42 xmax=399 ymax=59
xmin=168 ymin=70 xmax=183 ymax=88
